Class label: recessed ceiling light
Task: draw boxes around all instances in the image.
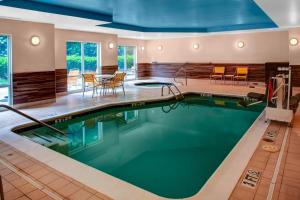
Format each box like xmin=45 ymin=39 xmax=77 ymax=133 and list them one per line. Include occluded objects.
xmin=237 ymin=41 xmax=245 ymax=48
xmin=290 ymin=38 xmax=298 ymax=46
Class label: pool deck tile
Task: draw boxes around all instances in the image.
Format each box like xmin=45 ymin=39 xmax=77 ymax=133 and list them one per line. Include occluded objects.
xmin=69 ymin=188 xmax=94 ymax=200
xmin=230 ymin=121 xmax=287 ymax=200
xmin=0 ymin=142 xmax=111 ymax=200
xmin=230 ymin=101 xmax=300 ymax=200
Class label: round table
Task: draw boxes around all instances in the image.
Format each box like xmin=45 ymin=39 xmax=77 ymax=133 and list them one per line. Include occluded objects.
xmin=95 ymin=74 xmax=114 ymax=95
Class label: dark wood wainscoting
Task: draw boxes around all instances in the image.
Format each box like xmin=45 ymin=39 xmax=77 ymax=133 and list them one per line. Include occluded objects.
xmin=13 ymin=71 xmax=56 ymax=105
xmin=102 ymin=65 xmax=118 ymax=74
xmin=55 ymin=69 xmax=67 ymax=93
xmin=138 ymin=63 xmax=266 ymax=82
xmin=291 ymin=65 xmax=300 ymax=87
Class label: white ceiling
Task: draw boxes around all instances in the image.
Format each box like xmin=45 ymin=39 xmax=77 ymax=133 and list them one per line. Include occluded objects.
xmin=0 ymin=0 xmax=300 ymax=40
xmin=255 ymin=0 xmax=300 ymax=28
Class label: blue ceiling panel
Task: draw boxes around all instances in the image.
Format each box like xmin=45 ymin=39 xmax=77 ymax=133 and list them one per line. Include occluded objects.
xmin=0 ymin=0 xmax=277 ymax=33
xmin=30 ymin=0 xmax=113 ymax=15
xmin=0 ymin=0 xmax=112 ymax=21
xmin=112 ymin=0 xmax=274 ymax=28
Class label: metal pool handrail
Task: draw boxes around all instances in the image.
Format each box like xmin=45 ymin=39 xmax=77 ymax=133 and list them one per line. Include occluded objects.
xmin=0 ymin=104 xmax=66 ymax=135
xmin=174 ymin=66 xmax=188 ymax=86
xmin=161 ymin=83 xmax=184 ymax=100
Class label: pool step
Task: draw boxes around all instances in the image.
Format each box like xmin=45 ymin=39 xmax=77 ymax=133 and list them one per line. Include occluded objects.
xmin=26 ymin=130 xmax=68 ymax=147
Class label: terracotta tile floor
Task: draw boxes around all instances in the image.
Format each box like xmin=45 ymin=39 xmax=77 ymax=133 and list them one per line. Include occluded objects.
xmin=273 ymin=108 xmax=300 ymax=200
xmin=0 ymin=141 xmax=111 ymax=200
xmin=230 ymin=105 xmax=300 ymax=200
xmin=230 ymin=122 xmax=287 ymax=200
xmin=0 ymin=78 xmax=299 ymax=200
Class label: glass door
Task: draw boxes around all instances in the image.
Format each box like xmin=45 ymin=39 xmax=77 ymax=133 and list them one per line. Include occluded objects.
xmin=0 ymin=35 xmax=11 ymax=105
xmin=67 ymin=41 xmax=82 ymax=91
xmin=83 ymin=42 xmax=99 ymax=74
xmin=66 ymin=41 xmax=100 ymax=92
xmin=118 ymin=46 xmax=137 ymax=80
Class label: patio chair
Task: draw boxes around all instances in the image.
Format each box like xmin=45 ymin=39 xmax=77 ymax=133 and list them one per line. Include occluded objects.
xmin=82 ymin=73 xmax=102 ymax=97
xmin=105 ymin=72 xmax=126 ymax=95
xmin=210 ymin=66 xmax=225 ymax=83
xmin=234 ymin=67 xmax=248 ymax=84
xmin=68 ymin=69 xmax=80 ymax=88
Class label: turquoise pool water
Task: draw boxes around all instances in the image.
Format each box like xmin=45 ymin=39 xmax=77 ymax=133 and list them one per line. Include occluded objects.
xmin=134 ymin=82 xmax=171 ymax=87
xmin=17 ymin=95 xmax=264 ymax=198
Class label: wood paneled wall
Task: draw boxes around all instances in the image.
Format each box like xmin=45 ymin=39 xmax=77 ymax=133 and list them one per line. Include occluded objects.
xmin=102 ymin=65 xmax=118 ymax=75
xmin=55 ymin=69 xmax=68 ymax=93
xmin=13 ymin=71 xmax=56 ymax=105
xmin=138 ymin=63 xmax=266 ymax=82
xmin=291 ymin=65 xmax=300 ymax=87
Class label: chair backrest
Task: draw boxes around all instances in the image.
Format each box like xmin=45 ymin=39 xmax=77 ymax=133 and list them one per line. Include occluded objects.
xmin=113 ymin=72 xmax=126 ymax=82
xmin=236 ymin=67 xmax=248 ymax=75
xmin=82 ymin=73 xmax=96 ymax=83
xmin=213 ymin=66 xmax=225 ymax=74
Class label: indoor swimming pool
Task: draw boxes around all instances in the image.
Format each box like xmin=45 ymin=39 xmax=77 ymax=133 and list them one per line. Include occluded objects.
xmin=14 ymin=94 xmax=265 ymax=198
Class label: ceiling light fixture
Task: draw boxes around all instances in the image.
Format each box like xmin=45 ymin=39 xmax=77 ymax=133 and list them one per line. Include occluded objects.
xmin=193 ymin=43 xmax=199 ymax=49
xmin=237 ymin=41 xmax=245 ymax=48
xmin=31 ymin=36 xmax=40 ymax=46
xmin=108 ymin=42 xmax=114 ymax=49
xmin=290 ymin=38 xmax=298 ymax=46
xmin=157 ymin=45 xmax=163 ymax=51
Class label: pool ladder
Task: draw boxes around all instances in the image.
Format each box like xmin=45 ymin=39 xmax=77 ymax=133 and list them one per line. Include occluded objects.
xmin=0 ymin=104 xmax=65 ymax=135
xmin=161 ymin=83 xmax=184 ymax=100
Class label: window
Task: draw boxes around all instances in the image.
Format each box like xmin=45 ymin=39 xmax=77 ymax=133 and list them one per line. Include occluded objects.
xmin=0 ymin=35 xmax=11 ymax=105
xmin=118 ymin=46 xmax=137 ymax=80
xmin=66 ymin=41 xmax=100 ymax=91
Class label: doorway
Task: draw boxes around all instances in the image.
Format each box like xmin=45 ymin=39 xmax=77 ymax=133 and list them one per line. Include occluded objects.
xmin=0 ymin=35 xmax=11 ymax=105
xmin=118 ymin=46 xmax=137 ymax=80
xmin=66 ymin=41 xmax=101 ymax=92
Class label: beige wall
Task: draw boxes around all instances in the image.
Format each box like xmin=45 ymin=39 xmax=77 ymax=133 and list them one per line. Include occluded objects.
xmin=1 ymin=17 xmax=298 ymax=74
xmin=289 ymin=28 xmax=300 ymax=65
xmin=0 ymin=19 xmax=55 ymax=73
xmin=145 ymin=31 xmax=289 ymax=64
xmin=117 ymin=38 xmax=147 ymax=63
xmin=55 ymin=29 xmax=118 ymax=69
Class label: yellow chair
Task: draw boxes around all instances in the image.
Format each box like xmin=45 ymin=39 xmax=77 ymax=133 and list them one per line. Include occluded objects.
xmin=82 ymin=73 xmax=102 ymax=97
xmin=210 ymin=66 xmax=225 ymax=83
xmin=105 ymin=72 xmax=126 ymax=95
xmin=234 ymin=67 xmax=248 ymax=84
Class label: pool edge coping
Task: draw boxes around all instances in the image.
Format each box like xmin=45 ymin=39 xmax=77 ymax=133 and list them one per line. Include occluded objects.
xmin=0 ymin=91 xmax=267 ymax=200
